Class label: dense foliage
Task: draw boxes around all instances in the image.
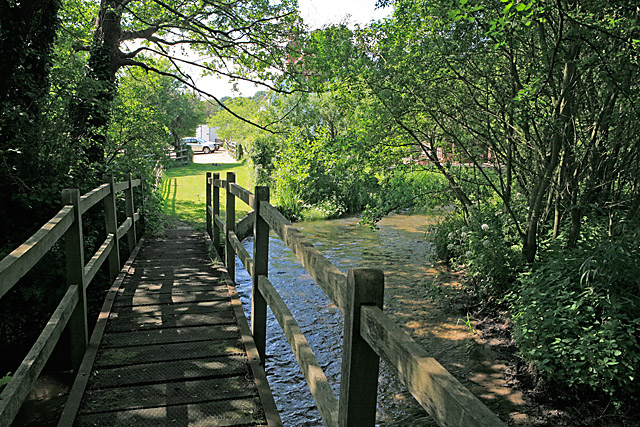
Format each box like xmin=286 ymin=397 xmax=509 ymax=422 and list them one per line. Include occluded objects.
xmin=1 ymin=0 xmax=639 ymax=419
xmin=207 ymin=0 xmax=640 ymax=413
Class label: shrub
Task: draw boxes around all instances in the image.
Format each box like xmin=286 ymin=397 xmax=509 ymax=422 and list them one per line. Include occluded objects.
xmin=509 ymin=235 xmax=640 ymax=407
xmin=362 ymin=169 xmax=452 ymax=224
xmin=432 ymin=203 xmax=522 ymax=296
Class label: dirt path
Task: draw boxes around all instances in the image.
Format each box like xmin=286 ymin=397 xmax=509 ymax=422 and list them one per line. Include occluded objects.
xmin=382 ymin=266 xmax=530 ymax=425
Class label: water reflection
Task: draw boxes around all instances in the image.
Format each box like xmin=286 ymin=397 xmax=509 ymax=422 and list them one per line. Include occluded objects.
xmin=235 ymin=213 xmax=441 ymax=426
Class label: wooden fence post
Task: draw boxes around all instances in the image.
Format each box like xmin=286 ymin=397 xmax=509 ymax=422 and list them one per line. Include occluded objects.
xmin=103 ymin=174 xmax=121 ymax=282
xmin=339 ymin=268 xmax=384 ymax=427
xmin=225 ymin=172 xmax=236 ymax=281
xmin=206 ymin=172 xmax=212 ymax=240
xmin=61 ymin=189 xmax=88 ymax=371
xmin=213 ymin=173 xmax=221 ymax=253
xmin=124 ymin=173 xmax=137 ymax=252
xmin=252 ymin=186 xmax=269 ymax=364
xmin=140 ymin=174 xmax=146 ymax=231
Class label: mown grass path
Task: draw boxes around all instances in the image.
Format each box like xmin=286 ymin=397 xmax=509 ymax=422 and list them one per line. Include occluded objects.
xmin=162 ymin=155 xmax=253 ymax=227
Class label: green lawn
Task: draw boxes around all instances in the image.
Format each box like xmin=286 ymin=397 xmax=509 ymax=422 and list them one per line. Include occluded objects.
xmin=162 ymin=160 xmax=254 ymax=228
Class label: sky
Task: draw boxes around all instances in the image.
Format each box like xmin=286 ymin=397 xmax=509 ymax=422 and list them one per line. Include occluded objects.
xmin=191 ymin=0 xmax=392 ymax=98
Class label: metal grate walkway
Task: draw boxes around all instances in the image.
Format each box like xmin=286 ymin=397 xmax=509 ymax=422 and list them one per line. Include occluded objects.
xmin=61 ymin=225 xmax=280 ymax=426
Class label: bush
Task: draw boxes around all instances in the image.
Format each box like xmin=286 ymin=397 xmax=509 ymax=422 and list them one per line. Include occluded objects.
xmin=362 ymin=169 xmax=452 ymax=224
xmin=432 ymin=203 xmax=522 ymax=296
xmin=509 ymin=235 xmax=640 ymax=408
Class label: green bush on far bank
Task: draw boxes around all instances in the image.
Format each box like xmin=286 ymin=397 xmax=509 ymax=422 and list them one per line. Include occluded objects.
xmin=432 ymin=202 xmax=640 ymax=410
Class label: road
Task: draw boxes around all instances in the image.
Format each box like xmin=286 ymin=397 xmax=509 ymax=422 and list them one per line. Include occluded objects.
xmin=192 ymin=148 xmax=238 ymax=164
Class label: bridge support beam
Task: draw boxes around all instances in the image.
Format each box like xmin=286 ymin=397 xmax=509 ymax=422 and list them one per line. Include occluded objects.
xmin=225 ymin=172 xmax=236 ymax=282
xmin=339 ymin=268 xmax=384 ymax=427
xmin=206 ymin=172 xmax=212 ymax=240
xmin=61 ymin=188 xmax=88 ymax=372
xmin=212 ymin=173 xmax=221 ymax=253
xmin=252 ymin=186 xmax=269 ymax=365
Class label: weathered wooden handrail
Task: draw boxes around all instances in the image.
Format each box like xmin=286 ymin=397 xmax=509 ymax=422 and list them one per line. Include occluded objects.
xmin=171 ymin=145 xmax=190 ymax=165
xmin=0 ymin=174 xmax=143 ymax=426
xmin=205 ymin=174 xmax=506 ymax=427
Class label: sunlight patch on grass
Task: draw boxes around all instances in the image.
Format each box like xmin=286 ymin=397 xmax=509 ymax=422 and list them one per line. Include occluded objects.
xmin=162 ymin=160 xmax=254 ymax=228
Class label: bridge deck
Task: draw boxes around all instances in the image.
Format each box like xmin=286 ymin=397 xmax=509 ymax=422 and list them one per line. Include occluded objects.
xmin=64 ymin=225 xmax=279 ymax=426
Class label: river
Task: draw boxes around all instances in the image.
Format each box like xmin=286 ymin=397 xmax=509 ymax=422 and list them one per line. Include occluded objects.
xmin=235 ymin=212 xmax=452 ymax=426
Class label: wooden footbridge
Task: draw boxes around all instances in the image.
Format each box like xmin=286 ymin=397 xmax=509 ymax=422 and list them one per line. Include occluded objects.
xmin=0 ymin=173 xmax=506 ymax=426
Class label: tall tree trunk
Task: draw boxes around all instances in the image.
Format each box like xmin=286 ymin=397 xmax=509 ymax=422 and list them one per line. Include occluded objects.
xmin=70 ymin=0 xmax=124 ymax=169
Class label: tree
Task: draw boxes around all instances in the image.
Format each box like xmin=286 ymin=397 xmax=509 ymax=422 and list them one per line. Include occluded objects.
xmin=359 ymin=0 xmax=640 ymax=261
xmin=71 ymin=0 xmax=304 ymax=169
xmin=0 ymin=0 xmax=61 ymax=245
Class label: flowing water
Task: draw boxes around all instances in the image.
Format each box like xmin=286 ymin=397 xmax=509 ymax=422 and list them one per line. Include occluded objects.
xmin=235 ymin=212 xmax=449 ymax=426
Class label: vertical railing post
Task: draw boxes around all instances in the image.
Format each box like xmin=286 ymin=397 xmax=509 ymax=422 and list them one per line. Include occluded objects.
xmin=61 ymin=189 xmax=88 ymax=371
xmin=140 ymin=174 xmax=147 ymax=231
xmin=252 ymin=186 xmax=269 ymax=364
xmin=225 ymin=172 xmax=236 ymax=281
xmin=339 ymin=268 xmax=384 ymax=427
xmin=103 ymin=174 xmax=121 ymax=282
xmin=206 ymin=172 xmax=212 ymax=240
xmin=213 ymin=173 xmax=221 ymax=253
xmin=124 ymin=173 xmax=137 ymax=252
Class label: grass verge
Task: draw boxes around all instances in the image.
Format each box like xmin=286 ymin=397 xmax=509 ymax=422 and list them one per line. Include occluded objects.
xmin=162 ymin=160 xmax=253 ymax=229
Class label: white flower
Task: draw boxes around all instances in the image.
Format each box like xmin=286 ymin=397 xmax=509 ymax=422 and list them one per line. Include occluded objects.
xmin=461 ymin=226 xmax=468 ymax=232
xmin=483 ymin=239 xmax=490 ymax=247
xmin=465 ymin=251 xmax=473 ymax=258
xmin=448 ymin=232 xmax=454 ymax=240
xmin=461 ymin=232 xmax=467 ymax=238
xmin=447 ymin=243 xmax=454 ymax=251
xmin=481 ymin=224 xmax=489 ymax=231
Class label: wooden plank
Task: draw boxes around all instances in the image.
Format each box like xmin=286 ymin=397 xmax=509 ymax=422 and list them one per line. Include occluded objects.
xmin=58 ymin=239 xmax=144 ymax=427
xmin=228 ymin=231 xmax=253 ymax=276
xmin=103 ymin=174 xmax=121 ymax=282
xmin=0 ymin=285 xmax=79 ymax=426
xmin=124 ymin=174 xmax=137 ymax=251
xmin=79 ymin=184 xmax=110 ymax=215
xmin=0 ymin=206 xmax=73 ymax=299
xmin=133 ymin=211 xmax=140 ymax=223
xmin=214 ymin=214 xmax=226 ymax=234
xmin=338 ymin=269 xmax=384 ymax=427
xmin=225 ymin=274 xmax=283 ymax=427
xmin=213 ymin=173 xmax=221 ymax=251
xmin=81 ymin=375 xmax=256 ymax=412
xmin=360 ymin=306 xmax=506 ymax=427
xmin=76 ymin=397 xmax=265 ymax=427
xmin=259 ymin=276 xmax=339 ymax=427
xmin=131 ymin=178 xmax=141 ymax=187
xmin=95 ymin=337 xmax=244 ymax=368
xmin=251 ymin=187 xmax=269 ymax=364
xmin=83 ymin=234 xmax=115 ymax=286
xmin=225 ymin=172 xmax=236 ymax=282
xmin=260 ymin=202 xmax=347 ymax=313
xmin=100 ymin=324 xmax=238 ymax=348
xmin=206 ymin=172 xmax=213 ymax=239
xmin=229 ymin=182 xmax=255 ymax=207
xmin=236 ymin=211 xmax=254 ymax=241
xmin=113 ymin=181 xmax=128 ymax=193
xmin=117 ymin=217 xmax=132 ymax=240
xmin=63 ymin=188 xmax=88 ymax=370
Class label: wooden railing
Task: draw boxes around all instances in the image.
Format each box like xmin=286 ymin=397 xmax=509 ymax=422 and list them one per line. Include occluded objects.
xmin=206 ymin=172 xmax=506 ymax=427
xmin=170 ymin=145 xmax=190 ymax=166
xmin=224 ymin=140 xmax=243 ymax=160
xmin=0 ymin=174 xmax=142 ymax=426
